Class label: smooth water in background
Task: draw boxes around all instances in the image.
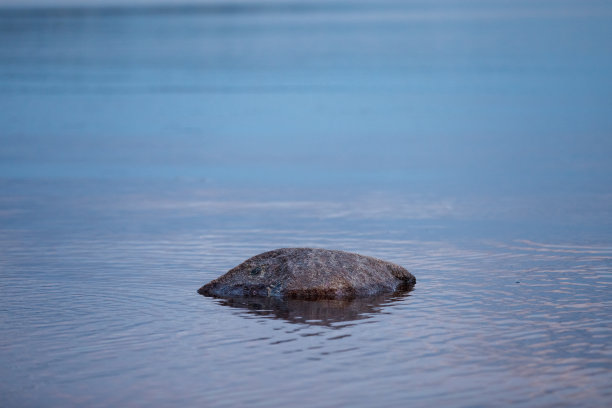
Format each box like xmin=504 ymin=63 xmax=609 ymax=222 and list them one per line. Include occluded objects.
xmin=1 ymin=1 xmax=611 ymax=407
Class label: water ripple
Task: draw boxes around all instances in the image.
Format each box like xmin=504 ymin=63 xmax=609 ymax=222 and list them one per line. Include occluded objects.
xmin=1 ymin=183 xmax=611 ymax=407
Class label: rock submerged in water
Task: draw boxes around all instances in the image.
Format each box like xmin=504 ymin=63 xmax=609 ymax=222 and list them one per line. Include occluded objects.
xmin=198 ymin=248 xmax=416 ymax=300
xmin=213 ymin=293 xmax=412 ymax=326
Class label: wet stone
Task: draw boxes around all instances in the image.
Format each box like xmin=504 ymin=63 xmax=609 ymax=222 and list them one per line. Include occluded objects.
xmin=198 ymin=248 xmax=416 ymax=300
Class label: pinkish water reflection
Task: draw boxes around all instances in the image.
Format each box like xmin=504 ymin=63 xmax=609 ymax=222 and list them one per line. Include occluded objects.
xmin=1 ymin=181 xmax=610 ymax=407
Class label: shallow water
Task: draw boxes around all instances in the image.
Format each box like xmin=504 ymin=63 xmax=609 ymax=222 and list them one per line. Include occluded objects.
xmin=1 ymin=1 xmax=612 ymax=407
xmin=1 ymin=181 xmax=611 ymax=407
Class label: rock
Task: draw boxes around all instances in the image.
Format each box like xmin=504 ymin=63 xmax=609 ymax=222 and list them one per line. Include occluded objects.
xmin=198 ymin=248 xmax=415 ymax=300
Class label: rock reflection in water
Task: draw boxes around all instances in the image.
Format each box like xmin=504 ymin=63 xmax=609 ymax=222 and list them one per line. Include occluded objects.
xmin=212 ymin=290 xmax=412 ymax=326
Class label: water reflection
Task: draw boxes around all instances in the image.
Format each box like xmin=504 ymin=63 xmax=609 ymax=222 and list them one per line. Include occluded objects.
xmin=211 ymin=290 xmax=412 ymax=327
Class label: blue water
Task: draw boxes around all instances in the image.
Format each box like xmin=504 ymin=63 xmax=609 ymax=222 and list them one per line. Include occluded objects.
xmin=1 ymin=1 xmax=612 ymax=407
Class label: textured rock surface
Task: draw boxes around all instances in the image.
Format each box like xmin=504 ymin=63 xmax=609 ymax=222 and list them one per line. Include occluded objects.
xmin=198 ymin=248 xmax=416 ymax=300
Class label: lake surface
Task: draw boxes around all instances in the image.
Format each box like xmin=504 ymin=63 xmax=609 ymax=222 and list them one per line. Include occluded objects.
xmin=1 ymin=1 xmax=612 ymax=407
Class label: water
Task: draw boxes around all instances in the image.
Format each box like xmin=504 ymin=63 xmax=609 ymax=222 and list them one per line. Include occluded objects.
xmin=1 ymin=1 xmax=612 ymax=407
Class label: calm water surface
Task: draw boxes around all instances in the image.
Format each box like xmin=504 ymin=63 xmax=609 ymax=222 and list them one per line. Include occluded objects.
xmin=1 ymin=1 xmax=612 ymax=407
xmin=2 ymin=181 xmax=611 ymax=407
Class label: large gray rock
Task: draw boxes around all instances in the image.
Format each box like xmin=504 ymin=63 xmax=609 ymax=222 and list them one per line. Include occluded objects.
xmin=198 ymin=248 xmax=415 ymax=300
